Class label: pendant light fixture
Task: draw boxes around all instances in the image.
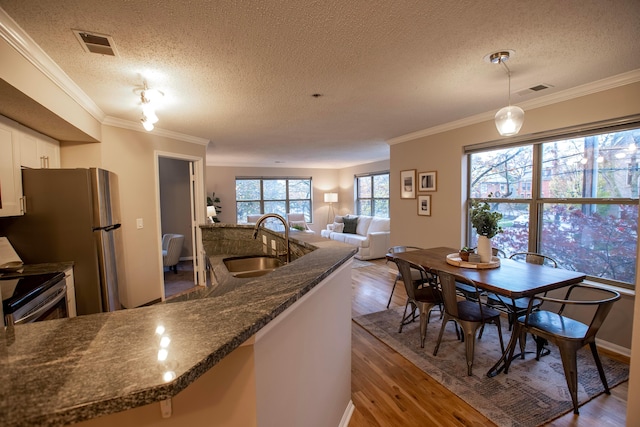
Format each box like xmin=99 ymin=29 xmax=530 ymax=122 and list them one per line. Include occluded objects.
xmin=138 ymin=82 xmax=163 ymax=132
xmin=490 ymin=51 xmax=524 ymax=136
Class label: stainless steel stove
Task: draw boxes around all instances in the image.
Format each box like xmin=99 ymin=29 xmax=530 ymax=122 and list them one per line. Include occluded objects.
xmin=1 ymin=272 xmax=67 ymax=325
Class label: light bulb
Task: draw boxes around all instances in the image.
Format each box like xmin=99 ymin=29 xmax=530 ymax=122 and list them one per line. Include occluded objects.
xmin=141 ymin=117 xmax=154 ymax=131
xmin=495 ymin=105 xmax=524 ymax=136
xmin=142 ymin=104 xmax=159 ymax=124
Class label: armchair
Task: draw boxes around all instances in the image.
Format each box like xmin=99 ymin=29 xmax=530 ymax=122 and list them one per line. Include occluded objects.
xmin=286 ymin=213 xmax=312 ymax=231
xmin=162 ymin=233 xmax=185 ymax=273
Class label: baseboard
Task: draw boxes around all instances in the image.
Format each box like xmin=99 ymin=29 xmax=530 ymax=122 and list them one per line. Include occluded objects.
xmin=596 ymin=338 xmax=631 ymax=360
xmin=339 ymin=400 xmax=355 ymax=427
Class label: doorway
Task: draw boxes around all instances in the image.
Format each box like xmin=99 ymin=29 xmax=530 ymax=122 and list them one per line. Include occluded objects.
xmin=155 ymin=152 xmax=206 ymax=300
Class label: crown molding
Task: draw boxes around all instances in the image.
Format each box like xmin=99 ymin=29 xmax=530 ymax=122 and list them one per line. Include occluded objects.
xmin=388 ymin=69 xmax=640 ymax=145
xmin=103 ymin=116 xmax=210 ymax=146
xmin=0 ymin=7 xmax=105 ymax=121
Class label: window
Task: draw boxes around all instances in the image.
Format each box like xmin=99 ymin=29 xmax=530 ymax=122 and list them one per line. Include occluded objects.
xmin=236 ymin=177 xmax=312 ymax=223
xmin=468 ymin=125 xmax=639 ymax=288
xmin=356 ymin=172 xmax=390 ymax=218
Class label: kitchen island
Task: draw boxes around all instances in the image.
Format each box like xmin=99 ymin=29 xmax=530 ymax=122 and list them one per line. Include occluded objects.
xmin=0 ymin=225 xmax=356 ymax=426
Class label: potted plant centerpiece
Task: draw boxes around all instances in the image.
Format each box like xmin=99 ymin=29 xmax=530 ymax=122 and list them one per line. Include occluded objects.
xmin=469 ymin=197 xmax=503 ymax=262
xmin=459 ymin=246 xmax=474 ymax=262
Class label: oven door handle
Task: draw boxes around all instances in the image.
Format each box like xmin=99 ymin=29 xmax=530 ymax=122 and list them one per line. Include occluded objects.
xmin=15 ymin=284 xmax=67 ymax=325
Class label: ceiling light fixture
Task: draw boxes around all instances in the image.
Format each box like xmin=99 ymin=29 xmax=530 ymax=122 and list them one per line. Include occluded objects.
xmin=138 ymin=82 xmax=163 ymax=132
xmin=489 ymin=51 xmax=525 ymax=136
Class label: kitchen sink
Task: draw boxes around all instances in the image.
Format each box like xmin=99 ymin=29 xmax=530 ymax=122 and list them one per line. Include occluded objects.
xmin=223 ymin=255 xmax=283 ymax=278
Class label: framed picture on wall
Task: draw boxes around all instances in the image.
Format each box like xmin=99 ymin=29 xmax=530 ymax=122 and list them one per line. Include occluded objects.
xmin=418 ymin=171 xmax=437 ymax=192
xmin=400 ymin=169 xmax=416 ymax=199
xmin=418 ymin=195 xmax=431 ymax=216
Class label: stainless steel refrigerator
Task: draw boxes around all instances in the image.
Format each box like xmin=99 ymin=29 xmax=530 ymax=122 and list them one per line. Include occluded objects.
xmin=0 ymin=168 xmax=125 ymax=315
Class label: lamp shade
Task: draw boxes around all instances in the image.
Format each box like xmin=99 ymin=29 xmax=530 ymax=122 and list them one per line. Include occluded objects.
xmin=494 ymin=105 xmax=524 ymax=136
xmin=324 ymin=192 xmax=338 ymax=203
xmin=206 ymin=206 xmax=217 ymax=217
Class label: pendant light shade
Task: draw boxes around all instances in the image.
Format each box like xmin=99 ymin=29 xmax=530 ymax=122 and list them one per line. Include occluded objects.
xmin=495 ymin=105 xmax=524 ymax=136
xmin=488 ymin=50 xmax=525 ymax=137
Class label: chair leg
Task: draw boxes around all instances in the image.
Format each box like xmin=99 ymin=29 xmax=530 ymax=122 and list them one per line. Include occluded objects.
xmin=557 ymin=343 xmax=580 ymax=415
xmin=398 ymin=300 xmax=411 ymax=333
xmin=386 ymin=274 xmax=399 ymax=308
xmin=419 ymin=304 xmax=433 ymax=349
xmin=433 ymin=315 xmax=450 ymax=356
xmin=462 ymin=323 xmax=478 ymax=376
xmin=589 ymin=342 xmax=611 ymax=394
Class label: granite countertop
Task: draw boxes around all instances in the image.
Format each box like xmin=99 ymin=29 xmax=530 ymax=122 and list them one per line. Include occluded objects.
xmin=0 ymin=262 xmax=74 ymax=278
xmin=0 ymin=231 xmax=355 ymax=427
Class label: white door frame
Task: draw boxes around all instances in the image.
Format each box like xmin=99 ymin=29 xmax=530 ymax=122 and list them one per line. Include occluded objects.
xmin=154 ymin=151 xmax=206 ymax=301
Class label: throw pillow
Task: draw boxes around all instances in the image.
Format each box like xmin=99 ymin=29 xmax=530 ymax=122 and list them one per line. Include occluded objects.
xmin=332 ymin=222 xmax=344 ymax=233
xmin=342 ymin=216 xmax=358 ymax=234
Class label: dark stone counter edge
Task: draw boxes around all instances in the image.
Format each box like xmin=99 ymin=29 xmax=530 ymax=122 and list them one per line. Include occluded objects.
xmin=19 ymin=234 xmax=356 ymax=426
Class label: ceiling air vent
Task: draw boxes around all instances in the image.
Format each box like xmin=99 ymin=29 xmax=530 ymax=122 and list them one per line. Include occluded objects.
xmin=516 ymin=83 xmax=554 ymax=96
xmin=73 ymin=30 xmax=119 ymax=56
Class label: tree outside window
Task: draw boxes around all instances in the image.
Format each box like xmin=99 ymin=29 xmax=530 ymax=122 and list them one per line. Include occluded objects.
xmin=236 ymin=177 xmax=312 ymax=223
xmin=469 ymin=127 xmax=639 ymax=287
xmin=356 ymin=172 xmax=389 ymax=218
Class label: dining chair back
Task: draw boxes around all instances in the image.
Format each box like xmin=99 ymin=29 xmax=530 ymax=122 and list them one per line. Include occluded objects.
xmin=386 ymin=246 xmax=424 ymax=308
xmin=505 ymin=283 xmax=620 ymax=414
xmin=487 ymin=251 xmax=559 ymax=330
xmin=510 ymin=251 xmax=558 ymax=267
xmin=394 ymin=258 xmax=441 ymax=348
xmin=434 ymin=271 xmax=505 ymax=376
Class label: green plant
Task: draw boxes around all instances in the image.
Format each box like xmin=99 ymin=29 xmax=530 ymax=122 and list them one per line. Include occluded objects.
xmin=207 ymin=193 xmax=222 ymax=223
xmin=470 ymin=197 xmax=503 ymax=239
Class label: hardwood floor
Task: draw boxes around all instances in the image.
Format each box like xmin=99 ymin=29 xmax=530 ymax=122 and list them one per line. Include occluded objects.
xmin=348 ymin=259 xmax=628 ymax=427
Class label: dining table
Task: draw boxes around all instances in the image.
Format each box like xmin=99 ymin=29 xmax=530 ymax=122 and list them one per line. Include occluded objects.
xmin=391 ymin=246 xmax=587 ymax=377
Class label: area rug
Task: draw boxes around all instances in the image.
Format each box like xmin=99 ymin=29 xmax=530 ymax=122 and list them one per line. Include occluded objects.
xmin=353 ymin=307 xmax=629 ymax=427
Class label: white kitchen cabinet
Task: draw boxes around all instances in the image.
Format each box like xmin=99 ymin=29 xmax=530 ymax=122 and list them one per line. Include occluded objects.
xmin=0 ymin=119 xmax=24 ymax=217
xmin=18 ymin=127 xmax=60 ymax=169
xmin=64 ymin=266 xmax=77 ymax=318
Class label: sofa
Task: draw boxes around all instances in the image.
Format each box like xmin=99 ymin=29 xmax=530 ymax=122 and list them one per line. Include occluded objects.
xmin=320 ymin=215 xmax=390 ymax=260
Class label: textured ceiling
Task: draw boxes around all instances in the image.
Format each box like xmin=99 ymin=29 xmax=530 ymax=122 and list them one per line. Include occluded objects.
xmin=1 ymin=0 xmax=639 ymax=168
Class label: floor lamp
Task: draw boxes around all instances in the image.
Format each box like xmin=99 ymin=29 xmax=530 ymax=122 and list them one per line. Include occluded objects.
xmin=324 ymin=192 xmax=338 ymax=224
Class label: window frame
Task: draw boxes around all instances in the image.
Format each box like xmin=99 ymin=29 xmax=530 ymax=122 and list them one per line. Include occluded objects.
xmin=355 ymin=171 xmax=390 ymax=218
xmin=465 ymin=115 xmax=640 ymax=289
xmin=235 ymin=176 xmax=313 ymax=223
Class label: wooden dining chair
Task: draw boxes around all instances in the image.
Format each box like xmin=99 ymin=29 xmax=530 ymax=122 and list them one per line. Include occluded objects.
xmin=486 ymin=252 xmax=558 ymax=330
xmin=505 ymin=283 xmax=620 ymax=414
xmin=386 ymin=246 xmax=424 ymax=308
xmin=434 ymin=271 xmax=505 ymax=376
xmin=394 ymin=258 xmax=442 ymax=348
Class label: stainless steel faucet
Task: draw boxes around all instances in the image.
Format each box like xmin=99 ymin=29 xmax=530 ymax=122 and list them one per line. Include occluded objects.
xmin=253 ymin=213 xmax=290 ymax=263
